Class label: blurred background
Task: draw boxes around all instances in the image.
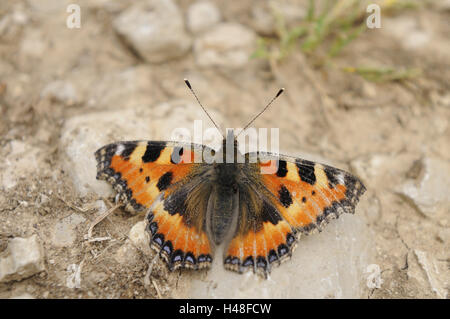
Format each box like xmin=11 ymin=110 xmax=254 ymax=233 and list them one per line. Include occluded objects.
xmin=0 ymin=0 xmax=448 ymax=298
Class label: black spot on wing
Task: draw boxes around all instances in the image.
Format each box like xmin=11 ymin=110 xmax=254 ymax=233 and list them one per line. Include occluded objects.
xmin=242 ymin=256 xmax=254 ymax=268
xmin=163 ymin=187 xmax=188 ymax=217
xmin=286 ymin=233 xmax=296 ymax=247
xmin=278 ymin=185 xmax=293 ymax=208
xmin=148 ymin=222 xmax=158 ymax=235
xmin=162 ymin=240 xmax=173 ymax=257
xmin=198 ymin=254 xmax=212 ymax=264
xmin=170 ymin=249 xmax=184 ymax=266
xmin=157 ymin=171 xmax=173 ymax=191
xmin=224 ymin=256 xmax=240 ymax=266
xmin=296 ymin=159 xmax=316 ymax=185
xmin=261 ymin=201 xmax=282 ymax=225
xmin=256 ymin=256 xmax=267 ymax=271
xmin=184 ymin=252 xmax=196 ymax=266
xmin=276 ymin=160 xmax=287 ymax=177
xmin=142 ymin=143 xmax=165 ymax=163
xmin=324 ymin=166 xmax=340 ymax=188
xmin=96 ymin=143 xmax=116 ymax=161
xmin=121 ymin=143 xmax=137 ymax=159
xmin=268 ymin=249 xmax=278 ymax=263
xmin=152 ymin=233 xmax=164 ymax=248
xmin=277 ymin=244 xmax=289 ymax=257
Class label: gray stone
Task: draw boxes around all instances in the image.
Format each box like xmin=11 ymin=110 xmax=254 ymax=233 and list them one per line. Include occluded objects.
xmin=0 ymin=140 xmax=42 ymax=190
xmin=194 ymin=23 xmax=256 ymax=69
xmin=188 ymin=214 xmax=374 ymax=298
xmin=41 ymin=80 xmax=79 ymax=105
xmin=115 ymin=242 xmax=139 ymax=265
xmin=0 ymin=235 xmax=45 ymax=283
xmin=25 ymin=0 xmax=65 ymax=13
xmin=435 ymin=0 xmax=450 ymax=11
xmin=52 ymin=213 xmax=86 ymax=247
xmin=86 ymin=66 xmax=154 ymax=110
xmin=113 ymin=0 xmax=191 ymax=63
xmin=19 ymin=29 xmax=46 ymax=59
xmin=408 ymin=250 xmax=448 ymax=299
xmin=398 ymin=157 xmax=450 ymax=221
xmin=383 ymin=16 xmax=430 ymax=51
xmin=129 ymin=221 xmax=150 ymax=256
xmin=187 ymin=1 xmax=221 ymax=34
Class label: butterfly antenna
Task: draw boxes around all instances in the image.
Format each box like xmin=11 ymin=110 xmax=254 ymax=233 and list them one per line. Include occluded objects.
xmin=237 ymin=88 xmax=285 ymax=137
xmin=184 ymin=79 xmax=224 ymax=138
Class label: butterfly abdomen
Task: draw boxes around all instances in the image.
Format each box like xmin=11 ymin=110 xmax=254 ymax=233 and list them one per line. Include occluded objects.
xmin=206 ymin=184 xmax=239 ymax=245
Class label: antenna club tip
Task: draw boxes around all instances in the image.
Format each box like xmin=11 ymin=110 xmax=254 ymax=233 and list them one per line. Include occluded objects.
xmin=184 ymin=78 xmax=192 ymax=89
xmin=276 ymin=88 xmax=285 ymax=97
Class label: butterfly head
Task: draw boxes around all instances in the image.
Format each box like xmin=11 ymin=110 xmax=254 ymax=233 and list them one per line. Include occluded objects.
xmin=220 ymin=129 xmax=239 ymax=163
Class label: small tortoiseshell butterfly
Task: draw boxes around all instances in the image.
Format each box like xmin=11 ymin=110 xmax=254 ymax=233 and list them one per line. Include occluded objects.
xmin=95 ymin=80 xmax=366 ymax=277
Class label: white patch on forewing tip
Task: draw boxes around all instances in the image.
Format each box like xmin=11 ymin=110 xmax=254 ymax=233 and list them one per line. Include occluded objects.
xmin=116 ymin=144 xmax=125 ymax=155
xmin=338 ymin=173 xmax=345 ymax=184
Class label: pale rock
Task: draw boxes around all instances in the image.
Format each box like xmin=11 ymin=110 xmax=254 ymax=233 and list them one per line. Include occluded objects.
xmin=78 ymin=0 xmax=129 ymax=13
xmin=115 ymin=242 xmax=139 ymax=265
xmin=1 ymin=140 xmax=42 ymax=190
xmin=194 ymin=23 xmax=256 ymax=69
xmin=384 ymin=16 xmax=430 ymax=50
xmin=437 ymin=228 xmax=450 ymax=243
xmin=113 ymin=0 xmax=191 ymax=63
xmin=85 ymin=271 xmax=108 ymax=284
xmin=19 ymin=29 xmax=46 ymax=59
xmin=115 ymin=222 xmax=158 ymax=267
xmin=12 ymin=10 xmax=29 ymax=25
xmin=129 ymin=221 xmax=150 ymax=255
xmin=86 ymin=66 xmax=154 ymax=109
xmin=359 ymin=193 xmax=381 ymax=224
xmin=398 ymin=157 xmax=450 ymax=221
xmin=52 ymin=213 xmax=86 ymax=247
xmin=187 ymin=1 xmax=221 ymax=34
xmin=0 ymin=235 xmax=45 ymax=283
xmin=0 ymin=9 xmax=29 ymax=40
xmin=350 ymin=153 xmax=420 ymax=191
xmin=41 ymin=80 xmax=79 ymax=105
xmin=408 ymin=250 xmax=448 ymax=299
xmin=188 ymin=214 xmax=374 ymax=298
xmin=25 ymin=0 xmax=66 ymax=13
xmin=435 ymin=0 xmax=450 ymax=11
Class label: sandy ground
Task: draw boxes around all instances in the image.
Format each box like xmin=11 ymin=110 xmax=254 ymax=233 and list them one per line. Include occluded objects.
xmin=0 ymin=0 xmax=449 ymax=298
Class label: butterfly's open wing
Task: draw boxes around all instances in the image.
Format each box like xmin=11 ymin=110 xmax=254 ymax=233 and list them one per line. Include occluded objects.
xmin=224 ymin=152 xmax=366 ymax=276
xmin=95 ymin=141 xmax=215 ymax=270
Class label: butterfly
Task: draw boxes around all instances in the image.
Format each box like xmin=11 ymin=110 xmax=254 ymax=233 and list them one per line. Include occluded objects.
xmin=94 ymin=80 xmax=366 ymax=277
